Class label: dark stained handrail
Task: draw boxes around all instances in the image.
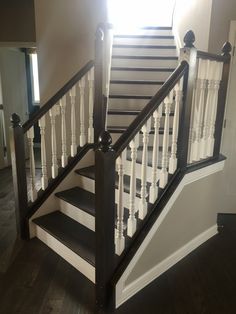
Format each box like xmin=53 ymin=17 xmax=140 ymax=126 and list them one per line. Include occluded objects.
xmin=23 ymin=60 xmax=94 ymax=132
xmin=113 ymin=61 xmax=189 ymax=156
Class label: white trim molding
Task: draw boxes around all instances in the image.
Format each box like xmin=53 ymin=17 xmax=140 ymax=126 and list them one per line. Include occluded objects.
xmin=116 ymin=160 xmax=225 ymax=308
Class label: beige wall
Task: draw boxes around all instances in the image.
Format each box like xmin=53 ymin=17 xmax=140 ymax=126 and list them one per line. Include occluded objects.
xmin=209 ymin=0 xmax=236 ymax=53
xmin=173 ymin=0 xmax=212 ymax=51
xmin=34 ymin=0 xmax=107 ymax=104
xmin=0 ymin=0 xmax=35 ymax=44
xmin=126 ymin=170 xmax=225 ymax=284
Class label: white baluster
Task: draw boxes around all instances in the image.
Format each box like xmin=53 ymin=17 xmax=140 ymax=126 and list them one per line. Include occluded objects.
xmin=27 ymin=127 xmax=37 ymax=202
xmin=38 ymin=116 xmax=48 ymax=190
xmin=69 ymin=86 xmax=77 ymax=157
xmin=149 ymin=105 xmax=162 ymax=203
xmin=88 ymin=67 xmax=94 ymax=143
xmin=188 ymin=85 xmax=196 ymax=164
xmin=115 ymin=151 xmax=126 ymax=255
xmin=127 ymin=135 xmax=139 ymax=237
xmin=206 ymin=61 xmax=223 ymax=157
xmin=60 ymin=95 xmax=68 ymax=167
xmin=160 ymin=91 xmax=173 ymax=188
xmin=169 ymin=82 xmax=182 ymax=174
xmin=191 ymin=59 xmax=207 ymax=162
xmin=200 ymin=60 xmax=213 ymax=159
xmin=49 ymin=105 xmax=60 ymax=178
xmin=139 ymin=119 xmax=151 ymax=219
xmin=79 ymin=77 xmax=86 ymax=147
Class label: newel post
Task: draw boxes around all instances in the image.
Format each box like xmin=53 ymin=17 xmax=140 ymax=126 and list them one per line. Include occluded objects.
xmin=10 ymin=113 xmax=29 ymax=239
xmin=213 ymin=41 xmax=232 ymax=157
xmin=94 ymin=25 xmax=106 ymax=143
xmin=95 ymin=131 xmax=116 ymax=313
xmin=178 ymin=30 xmax=197 ymax=169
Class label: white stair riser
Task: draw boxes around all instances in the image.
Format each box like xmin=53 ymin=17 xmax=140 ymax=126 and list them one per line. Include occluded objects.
xmin=111 ymin=70 xmax=173 ymax=81
xmin=112 ymin=47 xmax=177 ymax=57
xmin=110 ymin=83 xmax=162 ymax=95
xmin=76 ymin=174 xmax=140 ymax=208
xmin=35 ymin=225 xmax=95 ymax=283
xmin=112 ymin=58 xmax=178 ymax=68
xmin=113 ymin=37 xmax=175 ymax=46
xmin=107 ymin=114 xmax=174 ymax=128
xmin=59 ymin=199 xmax=95 ymax=231
xmin=114 ymin=29 xmax=173 ymax=36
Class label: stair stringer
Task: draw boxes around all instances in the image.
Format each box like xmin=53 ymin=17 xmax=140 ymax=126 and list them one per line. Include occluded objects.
xmin=115 ymin=160 xmax=225 ymax=308
xmin=29 ymin=149 xmax=94 ymax=238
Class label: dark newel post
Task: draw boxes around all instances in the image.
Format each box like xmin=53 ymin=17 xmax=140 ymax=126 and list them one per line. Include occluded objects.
xmin=178 ymin=30 xmax=197 ymax=169
xmin=10 ymin=113 xmax=29 ymax=239
xmin=213 ymin=42 xmax=232 ymax=157
xmin=95 ymin=131 xmax=116 ymax=313
xmin=94 ymin=25 xmax=105 ymax=144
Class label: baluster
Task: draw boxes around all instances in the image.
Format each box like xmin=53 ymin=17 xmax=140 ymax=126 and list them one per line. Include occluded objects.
xmin=200 ymin=60 xmax=213 ymax=159
xmin=69 ymin=86 xmax=77 ymax=156
xmin=206 ymin=61 xmax=223 ymax=157
xmin=88 ymin=67 xmax=94 ymax=143
xmin=188 ymin=85 xmax=196 ymax=164
xmin=27 ymin=127 xmax=37 ymax=202
xmin=149 ymin=105 xmax=162 ymax=203
xmin=139 ymin=119 xmax=151 ymax=219
xmin=127 ymin=135 xmax=139 ymax=237
xmin=169 ymin=82 xmax=182 ymax=174
xmin=115 ymin=151 xmax=125 ymax=255
xmin=79 ymin=77 xmax=86 ymax=147
xmin=160 ymin=91 xmax=173 ymax=188
xmin=190 ymin=59 xmax=207 ymax=162
xmin=60 ymin=95 xmax=68 ymax=167
xmin=49 ymin=105 xmax=60 ymax=178
xmin=38 ymin=116 xmax=48 ymax=190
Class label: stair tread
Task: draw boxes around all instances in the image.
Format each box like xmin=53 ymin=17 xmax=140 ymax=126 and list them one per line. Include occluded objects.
xmin=55 ymin=187 xmax=95 ymax=216
xmin=107 ymin=109 xmax=174 ymax=116
xmin=109 ymin=94 xmax=153 ymax=99
xmin=111 ymin=66 xmax=175 ymax=72
xmin=107 ymin=126 xmax=172 ymax=134
xmin=33 ymin=211 xmax=95 ymax=266
xmin=75 ymin=166 xmax=150 ymax=196
xmin=113 ymin=44 xmax=176 ymax=49
xmin=110 ymin=79 xmax=165 ymax=85
xmin=112 ymin=55 xmax=178 ymax=60
xmin=114 ymin=35 xmax=174 ymax=39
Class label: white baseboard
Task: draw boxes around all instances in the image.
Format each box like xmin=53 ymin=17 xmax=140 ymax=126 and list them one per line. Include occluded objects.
xmin=121 ymin=224 xmax=217 ymax=306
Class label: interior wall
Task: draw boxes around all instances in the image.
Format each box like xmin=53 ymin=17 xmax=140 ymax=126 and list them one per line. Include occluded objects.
xmin=0 ymin=0 xmax=35 ymax=44
xmin=126 ymin=170 xmax=224 ymax=285
xmin=209 ymin=0 xmax=236 ymax=53
xmin=173 ymin=0 xmax=212 ymax=51
xmin=34 ymin=0 xmax=107 ymax=104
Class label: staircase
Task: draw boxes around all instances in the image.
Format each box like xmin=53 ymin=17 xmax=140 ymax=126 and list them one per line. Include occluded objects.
xmin=10 ymin=23 xmax=231 ymax=313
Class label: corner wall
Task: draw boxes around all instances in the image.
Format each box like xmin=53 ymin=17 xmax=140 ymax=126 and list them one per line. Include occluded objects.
xmin=34 ymin=0 xmax=107 ymax=104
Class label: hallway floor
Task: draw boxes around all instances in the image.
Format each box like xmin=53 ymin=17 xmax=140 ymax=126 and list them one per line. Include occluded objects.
xmin=1 ymin=167 xmax=236 ymax=313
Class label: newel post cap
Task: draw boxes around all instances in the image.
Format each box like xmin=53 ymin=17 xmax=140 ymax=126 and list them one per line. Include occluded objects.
xmin=10 ymin=113 xmax=21 ymax=127
xmin=221 ymin=41 xmax=232 ymax=56
xmin=98 ymin=130 xmax=113 ymax=152
xmin=184 ymin=30 xmax=195 ymax=48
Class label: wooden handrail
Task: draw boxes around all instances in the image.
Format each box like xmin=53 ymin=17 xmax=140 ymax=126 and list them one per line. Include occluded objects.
xmin=23 ymin=60 xmax=94 ymax=132
xmin=113 ymin=61 xmax=189 ymax=156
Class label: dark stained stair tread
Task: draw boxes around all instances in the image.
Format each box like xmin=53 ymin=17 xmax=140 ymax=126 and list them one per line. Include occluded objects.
xmin=55 ymin=187 xmax=95 ymax=216
xmin=107 ymin=109 xmax=174 ymax=117
xmin=112 ymin=55 xmax=178 ymax=60
xmin=113 ymin=44 xmax=176 ymax=49
xmin=114 ymin=35 xmax=174 ymax=39
xmin=107 ymin=126 xmax=173 ymax=134
xmin=111 ymin=67 xmax=176 ymax=72
xmin=109 ymin=94 xmax=153 ymax=99
xmin=110 ymin=79 xmax=165 ymax=85
xmin=33 ymin=211 xmax=95 ymax=266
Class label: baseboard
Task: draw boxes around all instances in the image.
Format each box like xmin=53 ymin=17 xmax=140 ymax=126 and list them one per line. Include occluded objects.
xmin=121 ymin=224 xmax=217 ymax=306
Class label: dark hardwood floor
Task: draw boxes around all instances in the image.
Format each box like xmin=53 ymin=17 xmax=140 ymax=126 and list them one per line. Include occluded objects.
xmin=1 ymin=167 xmax=236 ymax=313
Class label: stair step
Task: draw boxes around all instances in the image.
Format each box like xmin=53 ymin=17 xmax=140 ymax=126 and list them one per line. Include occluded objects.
xmin=114 ymin=35 xmax=174 ymax=39
xmin=56 ymin=187 xmax=95 ymax=217
xmin=112 ymin=55 xmax=178 ymax=60
xmin=111 ymin=66 xmax=175 ymax=72
xmin=107 ymin=126 xmax=172 ymax=135
xmin=111 ymin=55 xmax=178 ymax=68
xmin=110 ymin=79 xmax=165 ymax=85
xmin=113 ymin=44 xmax=176 ymax=49
xmin=33 ymin=211 xmax=95 ymax=266
xmin=107 ymin=109 xmax=174 ymax=116
xmin=109 ymin=94 xmax=153 ymax=99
